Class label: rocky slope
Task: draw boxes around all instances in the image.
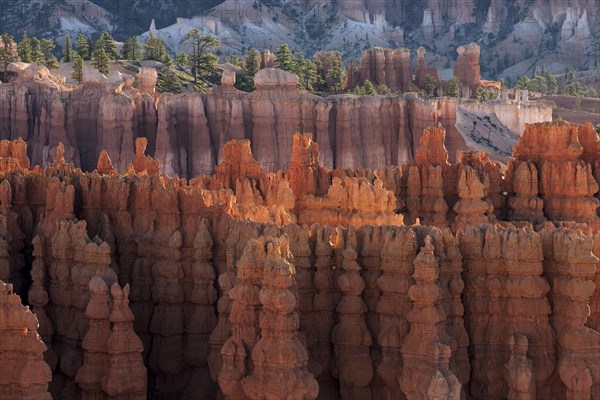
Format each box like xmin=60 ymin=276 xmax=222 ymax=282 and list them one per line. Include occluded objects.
xmin=1 ymin=0 xmax=597 ymax=82
xmin=0 ymin=119 xmax=599 ymax=399
xmin=0 ymin=63 xmax=551 ymax=178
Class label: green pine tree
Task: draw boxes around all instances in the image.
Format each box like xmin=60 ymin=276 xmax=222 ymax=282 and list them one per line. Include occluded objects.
xmin=0 ymin=34 xmax=18 ymax=78
xmin=377 ymin=84 xmax=392 ymax=95
xmin=63 ymin=33 xmax=73 ymax=62
xmin=325 ymin=53 xmax=345 ymax=93
xmin=18 ymin=32 xmax=32 ymax=63
xmin=71 ymin=54 xmax=84 ymax=84
xmin=235 ymin=48 xmax=260 ymax=91
xmin=76 ymin=33 xmax=89 ymax=60
xmin=423 ymin=74 xmax=437 ymax=97
xmin=121 ymin=36 xmax=143 ymax=62
xmin=99 ymin=32 xmax=118 ymax=60
xmin=175 ymin=51 xmax=190 ymax=66
xmin=144 ymin=33 xmax=168 ymax=62
xmin=275 ymin=44 xmax=295 ymax=71
xmin=446 ymin=76 xmax=460 ymax=97
xmin=181 ymin=30 xmax=220 ymax=84
xmin=40 ymin=38 xmax=57 ymax=68
xmin=30 ymin=37 xmax=44 ymax=63
xmin=157 ymin=56 xmax=182 ymax=93
xmin=92 ymin=45 xmax=111 ymax=76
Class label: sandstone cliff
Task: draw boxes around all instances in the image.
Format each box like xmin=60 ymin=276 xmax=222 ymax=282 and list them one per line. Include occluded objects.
xmin=0 ymin=119 xmax=597 ymax=399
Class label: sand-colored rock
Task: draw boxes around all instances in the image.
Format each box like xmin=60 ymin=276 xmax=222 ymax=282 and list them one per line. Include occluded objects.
xmin=454 ymin=43 xmax=481 ymax=87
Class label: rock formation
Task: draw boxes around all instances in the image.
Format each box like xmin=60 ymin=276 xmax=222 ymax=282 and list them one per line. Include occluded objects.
xmin=241 ymin=237 xmax=318 ymax=399
xmin=454 ymin=43 xmax=481 ymax=87
xmin=0 ymin=280 xmax=52 ymax=400
xmin=348 ymin=47 xmax=411 ymax=92
xmin=0 ymin=61 xmax=552 ymax=172
xmin=331 ymin=240 xmax=374 ymax=399
xmin=0 ymin=118 xmax=597 ymax=400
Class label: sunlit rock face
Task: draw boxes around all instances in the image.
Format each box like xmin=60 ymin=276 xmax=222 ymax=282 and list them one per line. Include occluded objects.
xmin=0 ymin=102 xmax=598 ymax=400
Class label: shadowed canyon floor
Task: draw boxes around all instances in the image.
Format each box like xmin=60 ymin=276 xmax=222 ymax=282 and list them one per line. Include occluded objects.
xmin=0 ymin=119 xmax=599 ymax=399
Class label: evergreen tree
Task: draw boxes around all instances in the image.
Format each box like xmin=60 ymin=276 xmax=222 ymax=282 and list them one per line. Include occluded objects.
xmin=234 ymin=48 xmax=260 ymax=92
xmin=18 ymin=32 xmax=32 ymax=63
xmin=63 ymin=33 xmax=73 ymax=62
xmin=0 ymin=34 xmax=18 ymax=78
xmin=275 ymin=44 xmax=294 ymax=71
xmin=244 ymin=48 xmax=260 ymax=76
xmin=157 ymin=56 xmax=182 ymax=93
xmin=294 ymin=54 xmax=322 ymax=92
xmin=377 ymin=84 xmax=392 ymax=95
xmin=99 ymin=32 xmax=118 ymax=60
xmin=175 ymin=51 xmax=190 ymax=66
xmin=76 ymin=33 xmax=89 ymax=60
xmin=40 ymin=38 xmax=58 ymax=69
xmin=405 ymin=82 xmax=416 ymax=92
xmin=121 ymin=36 xmax=143 ymax=62
xmin=181 ymin=30 xmax=220 ymax=84
xmin=325 ymin=53 xmax=345 ymax=93
xmin=91 ymin=45 xmax=111 ymax=75
xmin=423 ymin=74 xmax=436 ymax=97
xmin=225 ymin=54 xmax=243 ymax=67
xmin=30 ymin=37 xmax=44 ymax=64
xmin=144 ymin=33 xmax=168 ymax=62
xmin=354 ymin=79 xmax=376 ymax=95
xmin=446 ymin=76 xmax=460 ymax=97
xmin=71 ymin=54 xmax=84 ymax=84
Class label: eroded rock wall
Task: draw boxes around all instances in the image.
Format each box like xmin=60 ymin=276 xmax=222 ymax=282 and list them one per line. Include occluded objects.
xmin=0 ymin=119 xmax=597 ymax=399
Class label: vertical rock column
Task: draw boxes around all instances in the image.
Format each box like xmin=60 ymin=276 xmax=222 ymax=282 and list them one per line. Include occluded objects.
xmin=0 ymin=280 xmax=52 ymax=400
xmin=208 ymin=247 xmax=237 ymax=384
xmin=331 ymin=243 xmax=374 ymax=399
xmin=506 ymin=161 xmax=544 ymax=224
xmin=400 ymin=236 xmax=461 ymax=400
xmin=311 ymin=226 xmax=338 ymax=396
xmin=424 ymin=228 xmax=470 ymax=389
xmin=219 ymin=238 xmax=265 ymax=399
xmin=76 ymin=276 xmax=112 ymax=399
xmin=241 ymin=238 xmax=319 ymax=399
xmin=103 ymin=284 xmax=147 ymax=400
xmin=184 ymin=220 xmax=218 ymax=396
xmin=546 ymin=229 xmax=600 ymax=400
xmin=148 ymin=231 xmax=186 ymax=399
xmin=359 ymin=225 xmax=384 ymax=337
xmin=376 ymin=227 xmax=417 ymax=399
xmin=452 ymin=166 xmax=493 ymax=232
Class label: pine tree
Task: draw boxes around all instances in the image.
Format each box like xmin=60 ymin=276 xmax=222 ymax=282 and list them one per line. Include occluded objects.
xmin=92 ymin=45 xmax=111 ymax=76
xmin=354 ymin=80 xmax=377 ymax=95
xmin=63 ymin=33 xmax=73 ymax=62
xmin=325 ymin=53 xmax=345 ymax=93
xmin=0 ymin=34 xmax=18 ymax=78
xmin=18 ymin=32 xmax=32 ymax=63
xmin=71 ymin=54 xmax=84 ymax=84
xmin=377 ymin=84 xmax=392 ymax=95
xmin=175 ymin=51 xmax=190 ymax=66
xmin=423 ymin=74 xmax=436 ymax=97
xmin=30 ymin=37 xmax=44 ymax=64
xmin=446 ymin=76 xmax=460 ymax=97
xmin=275 ymin=44 xmax=294 ymax=71
xmin=294 ymin=54 xmax=322 ymax=92
xmin=99 ymin=32 xmax=118 ymax=60
xmin=244 ymin=48 xmax=260 ymax=76
xmin=76 ymin=33 xmax=89 ymax=60
xmin=157 ymin=56 xmax=182 ymax=93
xmin=235 ymin=48 xmax=260 ymax=92
xmin=144 ymin=33 xmax=168 ymax=62
xmin=121 ymin=36 xmax=142 ymax=62
xmin=181 ymin=30 xmax=220 ymax=84
xmin=40 ymin=38 xmax=58 ymax=68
